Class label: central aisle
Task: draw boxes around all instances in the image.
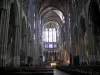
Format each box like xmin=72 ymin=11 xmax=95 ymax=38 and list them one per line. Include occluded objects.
xmin=53 ymin=69 xmax=71 ymax=75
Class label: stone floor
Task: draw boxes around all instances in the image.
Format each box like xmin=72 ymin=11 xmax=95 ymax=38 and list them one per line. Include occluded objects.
xmin=53 ymin=69 xmax=71 ymax=75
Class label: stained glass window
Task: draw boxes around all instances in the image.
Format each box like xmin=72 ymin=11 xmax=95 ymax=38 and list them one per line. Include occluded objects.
xmin=43 ymin=28 xmax=56 ymax=42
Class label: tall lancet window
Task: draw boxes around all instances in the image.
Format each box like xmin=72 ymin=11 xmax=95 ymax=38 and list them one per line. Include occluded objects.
xmin=45 ymin=28 xmax=49 ymax=42
xmin=52 ymin=28 xmax=56 ymax=42
xmin=43 ymin=28 xmax=57 ymax=42
xmin=49 ymin=28 xmax=52 ymax=42
xmin=43 ymin=27 xmax=57 ymax=48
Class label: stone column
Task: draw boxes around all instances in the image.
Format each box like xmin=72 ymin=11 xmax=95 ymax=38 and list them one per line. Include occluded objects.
xmin=90 ymin=25 xmax=97 ymax=64
xmin=82 ymin=36 xmax=85 ymax=62
xmin=34 ymin=17 xmax=38 ymax=65
xmin=35 ymin=12 xmax=41 ymax=65
xmin=0 ymin=9 xmax=8 ymax=67
xmin=48 ymin=51 xmax=49 ymax=61
xmin=84 ymin=32 xmax=88 ymax=63
xmin=14 ymin=25 xmax=20 ymax=67
xmin=78 ymin=31 xmax=84 ymax=64
xmin=87 ymin=24 xmax=95 ymax=64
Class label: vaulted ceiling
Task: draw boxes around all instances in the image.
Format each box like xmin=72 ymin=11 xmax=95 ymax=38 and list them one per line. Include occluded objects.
xmin=36 ymin=0 xmax=67 ymax=29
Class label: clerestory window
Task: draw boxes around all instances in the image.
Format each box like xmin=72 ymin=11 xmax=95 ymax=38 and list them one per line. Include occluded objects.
xmin=43 ymin=28 xmax=56 ymax=42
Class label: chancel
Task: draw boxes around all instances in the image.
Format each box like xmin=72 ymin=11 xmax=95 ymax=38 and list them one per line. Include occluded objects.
xmin=0 ymin=0 xmax=100 ymax=75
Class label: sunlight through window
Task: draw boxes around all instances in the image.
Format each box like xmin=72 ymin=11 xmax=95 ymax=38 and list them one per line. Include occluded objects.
xmin=43 ymin=28 xmax=56 ymax=42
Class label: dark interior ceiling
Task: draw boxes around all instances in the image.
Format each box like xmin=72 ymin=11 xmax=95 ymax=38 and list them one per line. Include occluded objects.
xmin=36 ymin=0 xmax=67 ymax=29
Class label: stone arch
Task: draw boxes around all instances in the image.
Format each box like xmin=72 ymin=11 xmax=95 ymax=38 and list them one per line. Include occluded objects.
xmin=89 ymin=1 xmax=100 ymax=35
xmin=7 ymin=2 xmax=19 ymax=66
xmin=41 ymin=7 xmax=64 ymax=45
xmin=40 ymin=7 xmax=65 ymax=22
xmin=88 ymin=1 xmax=100 ymax=43
xmin=40 ymin=7 xmax=65 ymax=28
xmin=80 ymin=16 xmax=86 ymax=36
xmin=42 ymin=10 xmax=63 ymax=24
xmin=10 ymin=1 xmax=19 ymax=25
xmin=88 ymin=0 xmax=100 ymax=25
xmin=39 ymin=2 xmax=64 ymax=15
xmin=88 ymin=0 xmax=100 ymax=64
xmin=80 ymin=16 xmax=88 ymax=64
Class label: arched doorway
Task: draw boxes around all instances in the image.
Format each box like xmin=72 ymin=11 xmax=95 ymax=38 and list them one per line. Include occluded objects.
xmin=7 ymin=3 xmax=17 ymax=66
xmin=88 ymin=1 xmax=100 ymax=64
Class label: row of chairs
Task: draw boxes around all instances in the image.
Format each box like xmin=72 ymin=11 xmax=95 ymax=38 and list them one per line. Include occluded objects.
xmin=0 ymin=67 xmax=54 ymax=75
xmin=56 ymin=65 xmax=100 ymax=75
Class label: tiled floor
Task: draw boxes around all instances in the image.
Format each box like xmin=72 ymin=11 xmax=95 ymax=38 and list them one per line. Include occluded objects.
xmin=53 ymin=69 xmax=71 ymax=75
